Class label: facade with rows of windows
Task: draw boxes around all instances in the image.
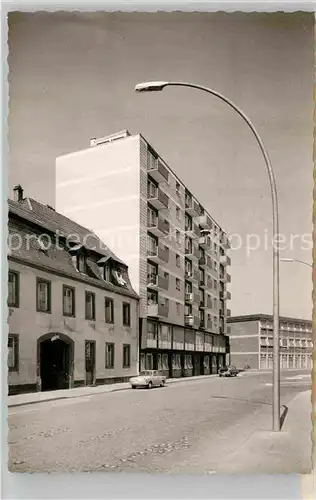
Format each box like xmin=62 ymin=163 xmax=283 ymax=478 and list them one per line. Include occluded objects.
xmin=56 ymin=130 xmax=231 ymax=379
xmin=8 ymin=186 xmax=139 ymax=395
xmin=227 ymin=314 xmax=313 ymax=370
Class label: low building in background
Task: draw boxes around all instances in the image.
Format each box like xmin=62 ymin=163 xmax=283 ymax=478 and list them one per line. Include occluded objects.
xmin=8 ymin=186 xmax=139 ymax=395
xmin=227 ymin=314 xmax=312 ymax=370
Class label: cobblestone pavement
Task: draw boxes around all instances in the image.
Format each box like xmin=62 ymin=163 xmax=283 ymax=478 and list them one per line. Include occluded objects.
xmin=8 ymin=370 xmax=311 ymax=473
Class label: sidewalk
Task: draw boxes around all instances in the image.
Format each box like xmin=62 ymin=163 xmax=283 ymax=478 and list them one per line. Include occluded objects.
xmin=8 ymin=373 xmax=218 ymax=408
xmin=216 ymin=389 xmax=312 ymax=474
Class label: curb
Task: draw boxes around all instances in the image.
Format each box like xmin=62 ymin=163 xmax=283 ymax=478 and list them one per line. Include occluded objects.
xmin=8 ymin=374 xmax=219 ymax=409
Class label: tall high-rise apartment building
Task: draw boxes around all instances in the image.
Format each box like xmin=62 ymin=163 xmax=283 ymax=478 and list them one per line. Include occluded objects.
xmin=56 ymin=130 xmax=231 ymax=377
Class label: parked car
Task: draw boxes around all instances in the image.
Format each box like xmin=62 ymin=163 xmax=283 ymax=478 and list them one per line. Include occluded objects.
xmin=129 ymin=370 xmax=166 ymax=389
xmin=218 ymin=365 xmax=239 ymax=377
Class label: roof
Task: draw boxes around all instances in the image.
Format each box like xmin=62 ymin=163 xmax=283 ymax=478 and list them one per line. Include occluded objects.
xmin=8 ymin=197 xmax=139 ymax=300
xmin=227 ymin=314 xmax=312 ymax=325
xmin=8 ymin=198 xmax=126 ymax=265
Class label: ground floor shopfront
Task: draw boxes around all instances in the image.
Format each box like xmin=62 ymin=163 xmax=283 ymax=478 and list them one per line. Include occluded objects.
xmin=140 ymin=349 xmax=228 ymax=378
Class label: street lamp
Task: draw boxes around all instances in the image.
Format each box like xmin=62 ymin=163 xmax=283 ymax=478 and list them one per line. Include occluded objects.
xmin=280 ymin=258 xmax=312 ymax=269
xmin=135 ymin=80 xmax=281 ymax=431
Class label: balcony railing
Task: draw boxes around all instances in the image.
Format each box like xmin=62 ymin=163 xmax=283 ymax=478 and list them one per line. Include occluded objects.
xmin=199 ymin=256 xmax=207 ymax=267
xmin=148 ymin=186 xmax=169 ymax=210
xmin=158 ymin=274 xmax=169 ymax=290
xmin=185 ymin=196 xmax=201 ymax=217
xmin=147 ymin=273 xmax=158 ymax=287
xmin=147 ymin=156 xmax=169 ymax=183
xmin=185 ymin=315 xmax=194 ymax=326
xmin=220 ymin=254 xmax=231 ymax=266
xmin=147 ymin=245 xmax=169 ymax=263
xmin=193 ymin=270 xmax=200 ymax=282
xmin=185 ymin=292 xmax=194 ymax=303
xmin=147 ymin=302 xmax=169 ymax=318
xmin=197 ymin=214 xmax=212 ymax=229
xmin=185 ymin=269 xmax=194 ymax=280
xmin=147 ymin=216 xmax=169 ymax=236
xmin=199 ymin=235 xmax=211 ymax=249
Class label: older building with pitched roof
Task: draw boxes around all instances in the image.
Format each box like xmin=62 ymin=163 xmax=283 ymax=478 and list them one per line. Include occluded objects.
xmin=8 ymin=185 xmax=139 ymax=395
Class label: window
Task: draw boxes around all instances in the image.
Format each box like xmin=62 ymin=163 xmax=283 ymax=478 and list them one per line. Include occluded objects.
xmin=185 ymin=236 xmax=193 ymax=253
xmin=147 ymin=206 xmax=158 ymax=227
xmin=147 ymin=262 xmax=158 ymax=285
xmin=148 ymin=290 xmax=158 ymax=305
xmin=176 ymin=181 xmax=181 ymax=194
xmin=8 ymin=271 xmax=19 ymax=307
xmin=176 ymin=206 xmax=181 ymax=220
xmin=123 ymin=344 xmax=131 ymax=368
xmin=8 ymin=335 xmax=18 ymax=371
xmin=85 ymin=291 xmax=95 ymax=320
xmin=147 ymin=234 xmax=158 ymax=255
xmin=105 ymin=342 xmax=115 ymax=369
xmin=185 ymin=281 xmax=192 ymax=293
xmin=123 ymin=302 xmax=131 ymax=326
xmin=214 ymin=279 xmax=218 ymax=290
xmin=176 ymin=278 xmax=181 ymax=291
xmin=63 ymin=285 xmax=75 ymax=317
xmin=185 ymin=214 xmax=192 ymax=231
xmin=105 ymin=297 xmax=114 ymax=323
xmin=176 ymin=230 xmax=181 ymax=244
xmin=148 ymin=178 xmax=158 ymax=199
xmin=104 ymin=264 xmax=111 ymax=281
xmin=176 ymin=254 xmax=180 ymax=267
xmin=163 ymin=271 xmax=169 ymax=280
xmin=147 ymin=321 xmax=158 ymax=340
xmin=76 ymin=253 xmax=86 ymax=273
xmin=176 ymin=302 xmax=181 ymax=315
xmin=36 ymin=278 xmax=51 ymax=313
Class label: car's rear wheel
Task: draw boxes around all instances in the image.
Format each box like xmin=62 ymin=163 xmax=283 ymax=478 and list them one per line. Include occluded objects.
xmin=160 ymin=380 xmax=165 ymax=387
xmin=147 ymin=381 xmax=152 ymax=389
xmin=132 ymin=385 xmax=136 ymax=389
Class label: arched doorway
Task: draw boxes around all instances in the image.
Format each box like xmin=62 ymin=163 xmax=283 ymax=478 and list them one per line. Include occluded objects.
xmin=37 ymin=333 xmax=74 ymax=392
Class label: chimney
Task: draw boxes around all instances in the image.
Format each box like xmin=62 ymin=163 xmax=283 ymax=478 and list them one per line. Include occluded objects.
xmin=13 ymin=184 xmax=24 ymax=202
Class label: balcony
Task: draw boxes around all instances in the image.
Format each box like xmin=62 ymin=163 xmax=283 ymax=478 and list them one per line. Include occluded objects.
xmin=227 ymin=309 xmax=231 ymax=317
xmin=220 ymin=254 xmax=231 ymax=266
xmin=147 ymin=273 xmax=169 ymax=291
xmin=220 ymin=290 xmax=231 ymax=300
xmin=207 ymin=256 xmax=213 ymax=269
xmin=185 ymin=196 xmax=201 ymax=217
xmin=147 ymin=216 xmax=169 ymax=237
xmin=185 ymin=269 xmax=194 ymax=281
xmin=199 ymin=256 xmax=207 ymax=268
xmin=199 ymin=235 xmax=211 ymax=250
xmin=199 ymin=320 xmax=205 ymax=330
xmin=158 ymin=274 xmax=169 ymax=291
xmin=148 ymin=187 xmax=169 ymax=210
xmin=207 ymin=297 xmax=213 ymax=309
xmin=147 ymin=273 xmax=158 ymax=288
xmin=147 ymin=157 xmax=169 ymax=183
xmin=193 ymin=292 xmax=200 ymax=304
xmin=186 ymin=223 xmax=200 ymax=240
xmin=199 ymin=279 xmax=206 ymax=288
xmin=185 ymin=315 xmax=194 ymax=326
xmin=197 ymin=213 xmax=212 ymax=229
xmin=193 ymin=269 xmax=200 ymax=282
xmin=199 ymin=300 xmax=206 ymax=309
xmin=220 ymin=233 xmax=230 ymax=249
xmin=145 ymin=337 xmax=158 ymax=349
xmin=185 ymin=292 xmax=194 ymax=303
xmin=227 ymin=273 xmax=231 ymax=283
xmin=147 ymin=245 xmax=169 ymax=264
xmin=147 ymin=302 xmax=169 ymax=318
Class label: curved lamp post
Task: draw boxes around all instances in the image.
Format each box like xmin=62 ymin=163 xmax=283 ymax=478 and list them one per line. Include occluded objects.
xmin=135 ymin=81 xmax=281 ymax=431
xmin=280 ymin=258 xmax=312 ymax=269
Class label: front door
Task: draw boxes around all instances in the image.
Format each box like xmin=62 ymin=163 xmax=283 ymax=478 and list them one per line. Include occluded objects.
xmin=85 ymin=340 xmax=96 ymax=386
xmin=40 ymin=338 xmax=70 ymax=391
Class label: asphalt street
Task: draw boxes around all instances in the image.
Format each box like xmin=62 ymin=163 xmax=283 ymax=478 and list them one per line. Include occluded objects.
xmin=8 ymin=370 xmax=311 ymax=474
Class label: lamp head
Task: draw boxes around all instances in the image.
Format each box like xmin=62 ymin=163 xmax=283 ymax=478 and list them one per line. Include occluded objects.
xmin=280 ymin=258 xmax=294 ymax=263
xmin=134 ymin=81 xmax=170 ymax=93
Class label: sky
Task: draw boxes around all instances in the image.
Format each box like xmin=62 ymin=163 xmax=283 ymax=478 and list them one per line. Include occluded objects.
xmin=8 ymin=11 xmax=314 ymax=319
